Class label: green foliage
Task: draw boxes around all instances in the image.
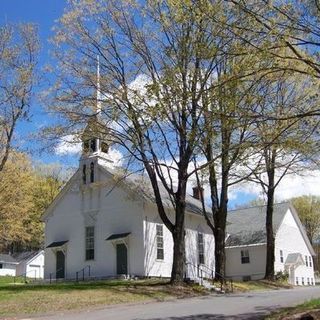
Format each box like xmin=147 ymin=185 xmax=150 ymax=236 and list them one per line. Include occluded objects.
xmin=291 ymin=195 xmax=320 ymax=244
xmin=0 ymin=152 xmax=64 ymax=252
xmin=275 ymin=271 xmax=289 ymax=282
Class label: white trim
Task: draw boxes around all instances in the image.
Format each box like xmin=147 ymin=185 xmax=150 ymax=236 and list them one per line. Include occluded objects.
xmin=226 ymin=243 xmax=266 ymax=249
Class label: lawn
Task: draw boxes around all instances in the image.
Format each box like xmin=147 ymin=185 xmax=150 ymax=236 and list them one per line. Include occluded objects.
xmin=265 ymin=298 xmax=320 ymax=319
xmin=0 ymin=276 xmax=295 ymax=318
xmin=0 ymin=276 xmax=207 ymax=317
xmin=232 ymin=279 xmax=292 ymax=292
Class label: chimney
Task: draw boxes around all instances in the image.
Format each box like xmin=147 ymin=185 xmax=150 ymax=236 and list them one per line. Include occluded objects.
xmin=192 ymin=186 xmax=204 ymax=201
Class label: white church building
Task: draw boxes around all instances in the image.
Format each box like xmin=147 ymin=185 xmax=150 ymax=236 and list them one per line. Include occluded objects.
xmin=42 ymin=121 xmax=215 ymax=280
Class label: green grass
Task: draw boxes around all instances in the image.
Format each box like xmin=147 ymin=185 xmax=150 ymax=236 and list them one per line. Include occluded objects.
xmin=232 ymin=279 xmax=292 ymax=292
xmin=0 ymin=276 xmax=207 ymax=317
xmin=265 ymin=298 xmax=320 ymax=319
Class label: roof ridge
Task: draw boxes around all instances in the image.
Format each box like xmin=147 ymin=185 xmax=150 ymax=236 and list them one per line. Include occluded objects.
xmin=228 ymin=201 xmax=290 ymax=213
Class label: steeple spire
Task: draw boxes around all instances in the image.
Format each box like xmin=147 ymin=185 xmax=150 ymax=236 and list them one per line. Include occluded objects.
xmin=96 ymin=55 xmax=101 ymax=114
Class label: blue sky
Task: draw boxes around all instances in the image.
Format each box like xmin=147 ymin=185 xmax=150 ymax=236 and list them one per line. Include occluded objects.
xmin=0 ymin=0 xmax=77 ymax=165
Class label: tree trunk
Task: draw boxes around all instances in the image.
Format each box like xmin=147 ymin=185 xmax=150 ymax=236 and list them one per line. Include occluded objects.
xmin=171 ymin=221 xmax=185 ymax=284
xmin=170 ymin=170 xmax=187 ymax=284
xmin=265 ymin=171 xmax=275 ymax=280
xmin=214 ymin=178 xmax=228 ymax=278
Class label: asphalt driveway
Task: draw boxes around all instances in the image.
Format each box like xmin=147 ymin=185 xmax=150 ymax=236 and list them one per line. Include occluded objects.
xmin=30 ymin=286 xmax=320 ymax=320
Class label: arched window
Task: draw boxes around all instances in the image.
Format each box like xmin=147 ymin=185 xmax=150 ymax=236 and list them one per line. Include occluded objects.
xmin=90 ymin=162 xmax=94 ymax=183
xmin=82 ymin=164 xmax=87 ymax=184
xmin=90 ymin=139 xmax=97 ymax=153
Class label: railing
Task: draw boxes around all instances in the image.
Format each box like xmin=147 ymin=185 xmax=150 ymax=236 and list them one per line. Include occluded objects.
xmin=75 ymin=265 xmax=91 ymax=282
xmin=185 ymin=262 xmax=233 ymax=292
xmin=215 ymin=270 xmax=233 ymax=293
xmin=49 ymin=268 xmax=64 ymax=284
xmin=14 ymin=269 xmax=37 ymax=284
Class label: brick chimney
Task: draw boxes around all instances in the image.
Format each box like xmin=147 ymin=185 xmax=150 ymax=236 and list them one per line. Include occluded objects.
xmin=192 ymin=186 xmax=204 ymax=201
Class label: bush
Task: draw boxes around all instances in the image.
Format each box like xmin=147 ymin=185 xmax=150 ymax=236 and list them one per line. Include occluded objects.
xmin=275 ymin=271 xmax=289 ymax=281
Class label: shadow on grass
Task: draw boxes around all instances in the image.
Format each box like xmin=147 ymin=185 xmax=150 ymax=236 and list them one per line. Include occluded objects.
xmin=0 ymin=279 xmax=185 ymax=294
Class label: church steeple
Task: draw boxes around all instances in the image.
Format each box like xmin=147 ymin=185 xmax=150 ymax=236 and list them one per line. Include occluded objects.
xmin=79 ymin=56 xmax=113 ymax=185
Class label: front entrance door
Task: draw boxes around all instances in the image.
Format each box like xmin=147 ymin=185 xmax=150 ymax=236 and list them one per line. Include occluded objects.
xmin=116 ymin=243 xmax=127 ymax=274
xmin=56 ymin=250 xmax=65 ymax=279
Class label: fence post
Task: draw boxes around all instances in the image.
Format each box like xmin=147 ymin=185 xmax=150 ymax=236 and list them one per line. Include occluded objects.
xmin=88 ymin=266 xmax=91 ymax=277
xmin=50 ymin=273 xmax=52 ymax=284
xmin=76 ymin=271 xmax=78 ymax=282
xmin=82 ymin=269 xmax=84 ymax=281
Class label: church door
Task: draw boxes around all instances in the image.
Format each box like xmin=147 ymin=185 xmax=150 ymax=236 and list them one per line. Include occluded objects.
xmin=56 ymin=251 xmax=65 ymax=279
xmin=116 ymin=243 xmax=127 ymax=275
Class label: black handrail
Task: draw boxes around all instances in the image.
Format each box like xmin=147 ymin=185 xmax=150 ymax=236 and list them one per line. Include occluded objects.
xmin=214 ymin=270 xmax=233 ymax=292
xmin=49 ymin=268 xmax=64 ymax=284
xmin=185 ymin=261 xmax=233 ymax=292
xmin=75 ymin=265 xmax=91 ymax=282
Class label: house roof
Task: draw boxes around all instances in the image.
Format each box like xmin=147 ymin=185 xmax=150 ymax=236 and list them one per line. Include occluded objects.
xmin=12 ymin=251 xmax=40 ymax=263
xmin=226 ymin=202 xmax=316 ymax=256
xmin=226 ymin=202 xmax=291 ymax=247
xmin=106 ymin=232 xmax=131 ymax=241
xmin=0 ymin=251 xmax=43 ymax=265
xmin=0 ymin=254 xmax=18 ymax=264
xmin=285 ymin=253 xmax=304 ymax=266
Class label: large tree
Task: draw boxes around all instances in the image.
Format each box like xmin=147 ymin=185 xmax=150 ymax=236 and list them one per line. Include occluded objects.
xmin=0 ymin=23 xmax=39 ymax=172
xmin=48 ymin=0 xmax=231 ymax=284
xmin=243 ymin=73 xmax=317 ymax=279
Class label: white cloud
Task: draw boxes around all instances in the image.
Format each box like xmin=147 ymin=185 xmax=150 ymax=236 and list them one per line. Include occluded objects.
xmin=55 ymin=135 xmax=82 ymax=155
xmin=232 ymin=169 xmax=320 ymax=203
xmin=105 ymin=147 xmax=123 ymax=168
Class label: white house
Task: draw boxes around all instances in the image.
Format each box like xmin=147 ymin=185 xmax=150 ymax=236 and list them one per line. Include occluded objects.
xmin=0 ymin=254 xmax=18 ymax=276
xmin=0 ymin=251 xmax=44 ymax=278
xmin=225 ymin=203 xmax=315 ymax=285
xmin=42 ymin=122 xmax=215 ymax=281
xmin=13 ymin=251 xmax=45 ymax=279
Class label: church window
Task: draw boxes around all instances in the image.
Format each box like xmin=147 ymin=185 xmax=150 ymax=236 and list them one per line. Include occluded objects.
xmin=90 ymin=139 xmax=97 ymax=153
xmin=156 ymin=224 xmax=164 ymax=260
xmin=241 ymin=250 xmax=250 ymax=264
xmin=85 ymin=226 xmax=95 ymax=260
xmin=198 ymin=233 xmax=205 ymax=265
xmin=305 ymin=255 xmax=308 ymax=266
xmin=82 ymin=164 xmax=87 ymax=184
xmin=101 ymin=141 xmax=109 ymax=153
xmin=309 ymin=256 xmax=312 ymax=268
xmin=280 ymin=250 xmax=283 ymax=263
xmin=90 ymin=162 xmax=95 ymax=183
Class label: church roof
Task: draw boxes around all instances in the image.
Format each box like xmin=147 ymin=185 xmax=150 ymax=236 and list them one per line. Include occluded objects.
xmin=100 ymin=164 xmax=211 ymax=217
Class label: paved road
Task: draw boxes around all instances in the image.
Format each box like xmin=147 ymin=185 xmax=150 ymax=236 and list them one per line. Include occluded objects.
xmin=30 ymin=287 xmax=320 ymax=320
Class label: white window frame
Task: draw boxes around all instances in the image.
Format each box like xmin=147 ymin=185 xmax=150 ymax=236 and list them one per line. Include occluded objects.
xmin=156 ymin=224 xmax=164 ymax=260
xmin=197 ymin=233 xmax=205 ymax=265
xmin=309 ymin=256 xmax=312 ymax=268
xmin=241 ymin=249 xmax=250 ymax=264
xmin=280 ymin=250 xmax=284 ymax=263
xmin=85 ymin=226 xmax=95 ymax=261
